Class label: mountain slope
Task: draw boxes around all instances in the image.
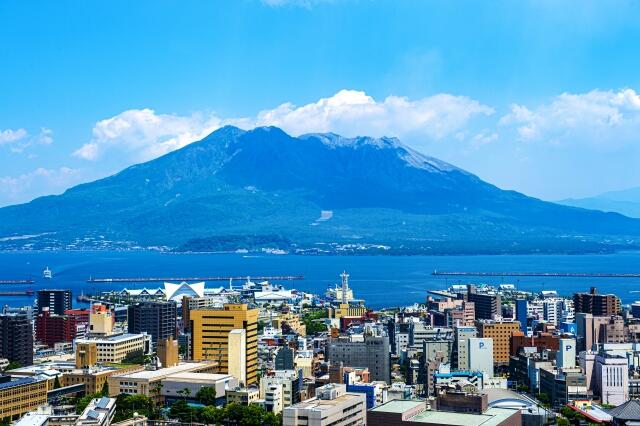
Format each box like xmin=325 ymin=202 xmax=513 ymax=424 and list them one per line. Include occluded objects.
xmin=560 ymin=187 xmax=640 ymax=219
xmin=0 ymin=126 xmax=639 ymax=253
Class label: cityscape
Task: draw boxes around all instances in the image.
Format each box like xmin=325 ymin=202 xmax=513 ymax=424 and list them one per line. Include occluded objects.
xmin=0 ymin=272 xmax=638 ymax=425
xmin=4 ymin=1 xmax=640 ymax=425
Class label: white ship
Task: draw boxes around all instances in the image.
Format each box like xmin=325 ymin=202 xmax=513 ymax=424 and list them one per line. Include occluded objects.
xmin=42 ymin=267 xmax=52 ymax=279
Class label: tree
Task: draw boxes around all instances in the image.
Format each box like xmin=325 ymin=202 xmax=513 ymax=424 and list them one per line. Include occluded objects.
xmin=199 ymin=405 xmax=220 ymax=424
xmin=169 ymin=400 xmax=193 ymax=423
xmin=100 ymin=381 xmax=109 ymax=396
xmin=4 ymin=361 xmax=20 ymax=372
xmin=53 ymin=375 xmax=61 ymax=389
xmin=556 ymin=418 xmax=570 ymax=426
xmin=113 ymin=394 xmax=156 ymax=422
xmin=76 ymin=393 xmax=102 ymax=414
xmin=196 ymin=386 xmax=217 ymax=406
xmin=178 ymin=387 xmax=192 ymax=400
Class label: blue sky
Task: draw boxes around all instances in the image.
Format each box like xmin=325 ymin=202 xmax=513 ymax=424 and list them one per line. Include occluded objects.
xmin=2 ymin=0 xmax=640 ymax=206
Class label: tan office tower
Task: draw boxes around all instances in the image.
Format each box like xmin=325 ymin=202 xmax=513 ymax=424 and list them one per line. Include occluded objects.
xmin=478 ymin=320 xmax=521 ymax=365
xmin=191 ymin=304 xmax=258 ymax=385
xmin=157 ymin=336 xmax=179 ymax=368
xmin=89 ymin=304 xmax=114 ymax=336
xmin=228 ymin=329 xmax=247 ymax=385
xmin=76 ymin=342 xmax=98 ymax=368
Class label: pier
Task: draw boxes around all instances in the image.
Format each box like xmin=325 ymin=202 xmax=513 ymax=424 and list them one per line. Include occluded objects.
xmin=0 ymin=290 xmax=34 ymax=296
xmin=0 ymin=279 xmax=35 ymax=285
xmin=87 ymin=275 xmax=304 ymax=283
xmin=432 ymin=271 xmax=640 ymax=278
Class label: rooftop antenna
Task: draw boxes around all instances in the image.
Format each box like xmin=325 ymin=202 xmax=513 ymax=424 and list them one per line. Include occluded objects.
xmin=340 ymin=271 xmax=349 ymax=305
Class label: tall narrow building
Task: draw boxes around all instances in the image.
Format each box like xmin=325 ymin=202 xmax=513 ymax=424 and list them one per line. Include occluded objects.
xmin=37 ymin=289 xmax=72 ymax=315
xmin=127 ymin=301 xmax=177 ymax=343
xmin=190 ymin=303 xmax=258 ymax=385
xmin=0 ymin=314 xmax=34 ymax=367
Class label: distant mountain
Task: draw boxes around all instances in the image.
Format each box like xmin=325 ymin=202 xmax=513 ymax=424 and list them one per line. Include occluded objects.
xmin=560 ymin=187 xmax=640 ymax=219
xmin=0 ymin=125 xmax=639 ymax=254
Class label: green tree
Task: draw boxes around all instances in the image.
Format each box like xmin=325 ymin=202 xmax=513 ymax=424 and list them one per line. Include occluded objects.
xmin=177 ymin=387 xmax=192 ymax=400
xmin=196 ymin=386 xmax=217 ymax=406
xmin=169 ymin=400 xmax=193 ymax=423
xmin=199 ymin=405 xmax=220 ymax=424
xmin=100 ymin=381 xmax=109 ymax=396
xmin=53 ymin=375 xmax=61 ymax=389
xmin=557 ymin=418 xmax=570 ymax=426
xmin=113 ymin=394 xmax=155 ymax=422
xmin=4 ymin=361 xmax=20 ymax=372
xmin=76 ymin=393 xmax=102 ymax=414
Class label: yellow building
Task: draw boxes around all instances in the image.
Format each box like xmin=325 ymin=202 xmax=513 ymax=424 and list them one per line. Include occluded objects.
xmin=89 ymin=304 xmax=114 ymax=336
xmin=75 ymin=333 xmax=151 ymax=363
xmin=272 ymin=312 xmax=307 ymax=336
xmin=0 ymin=377 xmax=48 ymax=421
xmin=62 ymin=365 xmax=144 ymax=394
xmin=76 ymin=342 xmax=98 ymax=368
xmin=191 ymin=304 xmax=258 ymax=385
xmin=226 ymin=387 xmax=260 ymax=405
xmin=330 ymin=303 xmax=367 ymax=319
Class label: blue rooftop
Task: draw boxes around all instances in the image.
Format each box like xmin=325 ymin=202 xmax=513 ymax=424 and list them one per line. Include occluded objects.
xmin=0 ymin=377 xmax=38 ymax=390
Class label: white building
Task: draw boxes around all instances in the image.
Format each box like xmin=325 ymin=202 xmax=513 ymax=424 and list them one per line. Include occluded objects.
xmin=282 ymin=384 xmax=366 ymax=426
xmin=595 ymin=353 xmax=629 ymax=406
xmin=557 ymin=338 xmax=576 ymax=369
xmin=468 ymin=337 xmax=494 ymax=378
xmin=164 ymin=282 xmax=205 ymax=302
xmin=74 ymin=333 xmax=151 ymax=363
xmin=260 ymin=370 xmax=300 ymax=408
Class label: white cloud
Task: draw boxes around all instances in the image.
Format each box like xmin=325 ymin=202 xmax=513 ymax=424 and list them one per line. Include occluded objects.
xmin=0 ymin=167 xmax=83 ymax=206
xmin=500 ymin=89 xmax=640 ymax=145
xmin=73 ymin=90 xmax=493 ymax=163
xmin=73 ymin=108 xmax=222 ymax=161
xmin=0 ymin=128 xmax=28 ymax=145
xmin=252 ymin=89 xmax=494 ymax=140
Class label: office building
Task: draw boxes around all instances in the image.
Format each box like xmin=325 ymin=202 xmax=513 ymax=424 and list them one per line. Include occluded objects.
xmin=0 ymin=377 xmax=48 ymax=421
xmin=228 ymin=329 xmax=247 ymax=385
xmin=76 ymin=342 xmax=98 ymax=368
xmin=367 ymin=398 xmax=521 ymax=426
xmin=226 ymin=387 xmax=260 ymax=406
xmin=264 ymin=383 xmax=284 ymax=414
xmin=574 ymin=287 xmax=620 ymax=316
xmin=576 ymin=313 xmax=624 ymax=352
xmin=468 ymin=337 xmax=494 ymax=377
xmin=190 ymin=303 xmax=258 ymax=385
xmin=75 ymin=333 xmax=151 ymax=363
xmin=157 ymin=336 xmax=179 ymax=368
xmin=539 ymin=366 xmax=588 ymax=409
xmin=515 ymin=299 xmax=528 ymax=333
xmin=282 ymin=384 xmax=366 ymax=426
xmin=181 ymin=295 xmax=227 ymax=333
xmin=453 ymin=326 xmax=476 ymax=370
xmin=35 ymin=309 xmax=77 ymax=347
xmin=467 ymin=285 xmax=501 ymax=320
xmin=0 ymin=314 xmax=33 ymax=367
xmin=510 ymin=331 xmax=559 ymax=356
xmin=260 ymin=369 xmax=301 ymax=408
xmin=88 ymin=305 xmax=114 ymax=336
xmin=128 ymin=301 xmax=177 ymax=343
xmin=276 ymin=346 xmax=295 ymax=370
xmin=594 ymin=353 xmax=629 ymax=406
xmin=478 ymin=320 xmax=520 ymax=365
xmin=327 ymin=334 xmax=390 ymax=383
xmin=556 ymin=338 xmax=576 ymax=369
xmin=108 ymin=362 xmax=218 ymax=399
xmin=37 ymin=289 xmax=72 ymax=315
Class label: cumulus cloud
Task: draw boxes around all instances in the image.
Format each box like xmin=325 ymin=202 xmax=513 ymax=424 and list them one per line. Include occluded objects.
xmin=0 ymin=128 xmax=28 ymax=145
xmin=72 ymin=90 xmax=493 ymax=162
xmin=251 ymin=89 xmax=494 ymax=140
xmin=499 ymin=89 xmax=640 ymax=145
xmin=73 ymin=109 xmax=221 ymax=161
xmin=0 ymin=167 xmax=83 ymax=206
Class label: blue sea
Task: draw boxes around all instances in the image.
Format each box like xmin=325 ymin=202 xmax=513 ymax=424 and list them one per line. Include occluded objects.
xmin=1 ymin=251 xmax=640 ymax=309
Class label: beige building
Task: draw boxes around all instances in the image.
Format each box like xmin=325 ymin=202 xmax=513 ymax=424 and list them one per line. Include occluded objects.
xmin=226 ymin=387 xmax=260 ymax=405
xmin=228 ymin=329 xmax=246 ymax=385
xmin=158 ymin=337 xmax=179 ymax=368
xmin=108 ymin=362 xmax=218 ymax=400
xmin=89 ymin=305 xmax=114 ymax=336
xmin=191 ymin=304 xmax=258 ymax=385
xmin=282 ymin=384 xmax=366 ymax=426
xmin=272 ymin=312 xmax=307 ymax=336
xmin=75 ymin=333 xmax=151 ymax=363
xmin=0 ymin=377 xmax=49 ymax=421
xmin=76 ymin=342 xmax=98 ymax=368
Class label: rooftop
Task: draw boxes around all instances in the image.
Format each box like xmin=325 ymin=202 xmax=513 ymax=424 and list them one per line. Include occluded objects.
xmin=112 ymin=362 xmax=215 ymax=380
xmin=162 ymin=372 xmax=234 ymax=383
xmin=76 ymin=333 xmax=147 ymax=343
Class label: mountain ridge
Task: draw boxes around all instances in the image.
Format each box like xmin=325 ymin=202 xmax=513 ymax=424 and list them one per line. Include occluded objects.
xmin=0 ymin=125 xmax=639 ymax=254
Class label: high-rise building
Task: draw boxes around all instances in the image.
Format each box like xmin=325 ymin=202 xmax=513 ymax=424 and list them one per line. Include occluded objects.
xmin=468 ymin=337 xmax=494 ymax=377
xmin=127 ymin=301 xmax=177 ymax=343
xmin=515 ymin=299 xmax=528 ymax=333
xmin=190 ymin=303 xmax=258 ymax=385
xmin=467 ymin=285 xmax=501 ymax=320
xmin=453 ymin=326 xmax=477 ymax=370
xmin=573 ymin=287 xmax=620 ymax=316
xmin=576 ymin=313 xmax=623 ymax=352
xmin=229 ymin=329 xmax=247 ymax=385
xmin=556 ymin=338 xmax=576 ymax=369
xmin=478 ymin=320 xmax=520 ymax=365
xmin=0 ymin=314 xmax=33 ymax=367
xmin=37 ymin=289 xmax=72 ymax=315
xmin=327 ymin=335 xmax=390 ymax=383
xmin=89 ymin=304 xmax=114 ymax=336
xmin=35 ymin=309 xmax=77 ymax=347
xmin=276 ymin=346 xmax=295 ymax=370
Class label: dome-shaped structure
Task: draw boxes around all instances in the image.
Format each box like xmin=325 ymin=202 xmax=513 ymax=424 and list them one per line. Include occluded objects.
xmin=163 ymin=281 xmax=205 ymax=301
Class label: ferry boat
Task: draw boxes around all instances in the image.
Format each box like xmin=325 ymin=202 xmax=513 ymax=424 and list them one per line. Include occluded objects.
xmin=42 ymin=267 xmax=52 ymax=279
